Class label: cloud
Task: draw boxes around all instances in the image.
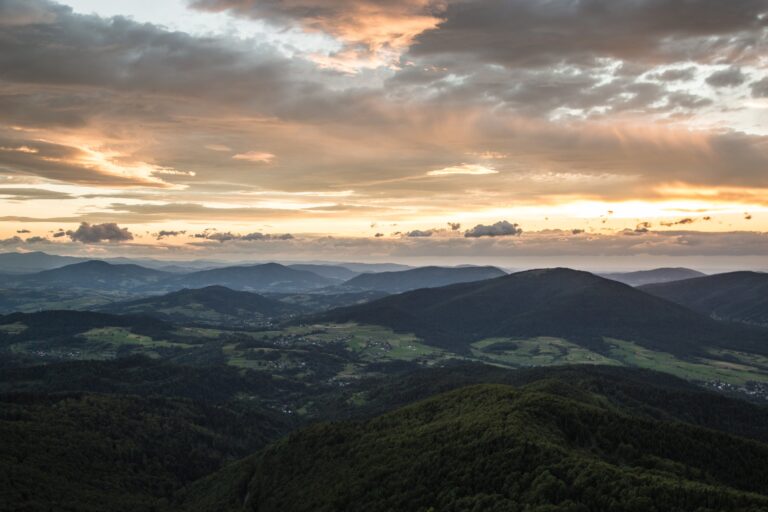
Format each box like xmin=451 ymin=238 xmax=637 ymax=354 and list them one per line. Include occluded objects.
xmin=25 ymin=236 xmax=48 ymax=244
xmin=635 ymin=222 xmax=653 ymax=233
xmin=67 ymin=222 xmax=134 ymax=243
xmin=651 ymin=67 xmax=697 ymax=82
xmin=405 ymin=229 xmax=433 ymax=237
xmin=233 ymin=151 xmax=276 ymax=163
xmin=464 ymin=220 xmax=523 ymax=238
xmin=409 ymin=0 xmax=768 ymax=68
xmin=427 ymin=164 xmax=498 ymax=177
xmin=571 ymin=228 xmax=585 ymax=235
xmin=16 ymin=229 xmax=30 ymax=234
xmin=660 ymin=218 xmax=695 ymax=227
xmin=706 ymin=67 xmax=748 ymax=88
xmin=752 ymin=77 xmax=768 ymax=98
xmin=155 ymin=230 xmax=186 ymax=240
xmin=190 ymin=0 xmax=444 ymax=70
xmin=195 ymin=231 xmax=295 ymax=243
xmin=0 ymin=187 xmax=73 ymax=200
xmin=52 ymin=230 xmax=66 ymax=238
xmin=448 ymin=222 xmax=461 ymax=231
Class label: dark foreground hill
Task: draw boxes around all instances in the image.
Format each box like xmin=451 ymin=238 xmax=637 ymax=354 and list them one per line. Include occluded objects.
xmin=98 ymin=286 xmax=302 ymax=327
xmin=175 ymin=378 xmax=768 ymax=512
xmin=601 ymin=267 xmax=705 ymax=286
xmin=341 ymin=265 xmax=506 ymax=293
xmin=641 ymin=271 xmax=768 ymax=327
xmin=0 ymin=393 xmax=290 ymax=512
xmin=320 ymin=268 xmax=768 ymax=355
xmin=167 ymin=263 xmax=334 ymax=292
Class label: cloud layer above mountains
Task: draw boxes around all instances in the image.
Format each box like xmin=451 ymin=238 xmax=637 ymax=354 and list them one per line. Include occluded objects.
xmin=0 ymin=0 xmax=766 ymax=261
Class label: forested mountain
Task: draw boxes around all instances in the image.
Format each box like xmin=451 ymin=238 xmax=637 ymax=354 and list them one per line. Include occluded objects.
xmin=641 ymin=271 xmax=768 ymax=327
xmin=166 ymin=263 xmax=335 ymax=293
xmin=340 ymin=265 xmax=506 ymax=293
xmin=601 ymin=267 xmax=705 ymax=286
xmin=98 ymin=286 xmax=303 ymax=327
xmin=0 ymin=392 xmax=290 ymax=512
xmin=9 ymin=260 xmax=171 ymax=291
xmin=320 ymin=268 xmax=768 ymax=354
xmin=175 ymin=378 xmax=768 ymax=512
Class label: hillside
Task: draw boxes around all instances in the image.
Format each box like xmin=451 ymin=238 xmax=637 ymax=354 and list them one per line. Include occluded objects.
xmin=341 ymin=265 xmax=506 ymax=293
xmin=320 ymin=268 xmax=768 ymax=354
xmin=641 ymin=271 xmax=768 ymax=327
xmin=175 ymin=380 xmax=768 ymax=512
xmin=167 ymin=263 xmax=334 ymax=292
xmin=9 ymin=260 xmax=171 ymax=291
xmin=0 ymin=392 xmax=290 ymax=512
xmin=601 ymin=267 xmax=705 ymax=286
xmin=98 ymin=286 xmax=302 ymax=327
xmin=286 ymin=264 xmax=359 ymax=281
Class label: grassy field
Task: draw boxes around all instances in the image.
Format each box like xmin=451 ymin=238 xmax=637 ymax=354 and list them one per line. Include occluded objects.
xmin=471 ymin=337 xmax=616 ymax=367
xmin=604 ymin=338 xmax=768 ymax=385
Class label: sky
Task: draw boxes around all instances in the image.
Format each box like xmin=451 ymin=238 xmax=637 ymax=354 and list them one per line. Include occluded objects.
xmin=0 ymin=0 xmax=767 ymax=270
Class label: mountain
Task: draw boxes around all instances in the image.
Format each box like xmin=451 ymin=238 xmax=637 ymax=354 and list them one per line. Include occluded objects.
xmin=320 ymin=267 xmax=768 ymax=354
xmin=333 ymin=262 xmax=413 ymax=273
xmin=640 ymin=271 xmax=768 ymax=327
xmin=286 ymin=264 xmax=359 ymax=281
xmin=9 ymin=260 xmax=171 ymax=291
xmin=601 ymin=267 xmax=705 ymax=286
xmin=99 ymin=286 xmax=303 ymax=327
xmin=0 ymin=310 xmax=171 ymax=343
xmin=0 ymin=392 xmax=290 ymax=512
xmin=175 ymin=375 xmax=768 ymax=512
xmin=168 ymin=263 xmax=335 ymax=292
xmin=0 ymin=251 xmax=85 ymax=274
xmin=341 ymin=265 xmax=506 ymax=293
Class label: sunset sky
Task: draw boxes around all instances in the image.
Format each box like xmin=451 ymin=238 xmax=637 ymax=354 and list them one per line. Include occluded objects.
xmin=1 ymin=0 xmax=767 ymax=269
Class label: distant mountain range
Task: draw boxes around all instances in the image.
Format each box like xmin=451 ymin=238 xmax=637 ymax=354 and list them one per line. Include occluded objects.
xmin=8 ymin=260 xmax=171 ymax=291
xmin=641 ymin=271 xmax=768 ymax=327
xmin=601 ymin=267 xmax=705 ymax=286
xmin=320 ymin=267 xmax=767 ymax=355
xmin=341 ymin=265 xmax=507 ymax=293
xmin=0 ymin=251 xmax=84 ymax=274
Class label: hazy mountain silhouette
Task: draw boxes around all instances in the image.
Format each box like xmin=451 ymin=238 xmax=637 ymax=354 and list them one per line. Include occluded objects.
xmin=601 ymin=267 xmax=705 ymax=286
xmin=341 ymin=265 xmax=506 ymax=293
xmin=641 ymin=271 xmax=768 ymax=327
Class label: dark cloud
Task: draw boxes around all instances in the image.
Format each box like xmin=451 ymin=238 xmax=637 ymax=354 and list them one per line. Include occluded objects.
xmin=195 ymin=231 xmax=294 ymax=243
xmin=16 ymin=229 xmax=30 ymax=233
xmin=67 ymin=222 xmax=134 ymax=243
xmin=409 ymin=0 xmax=768 ymax=68
xmin=651 ymin=67 xmax=697 ymax=81
xmin=752 ymin=77 xmax=768 ymax=97
xmin=155 ymin=230 xmax=186 ymax=240
xmin=571 ymin=228 xmax=585 ymax=235
xmin=405 ymin=229 xmax=434 ymax=237
xmin=447 ymin=222 xmax=461 ymax=231
xmin=0 ymin=187 xmax=73 ymax=200
xmin=635 ymin=222 xmax=653 ymax=233
xmin=465 ymin=220 xmax=522 ymax=238
xmin=705 ymin=67 xmax=748 ymax=88
xmin=25 ymin=236 xmax=47 ymax=243
xmin=52 ymin=230 xmax=66 ymax=238
xmin=660 ymin=218 xmax=695 ymax=227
